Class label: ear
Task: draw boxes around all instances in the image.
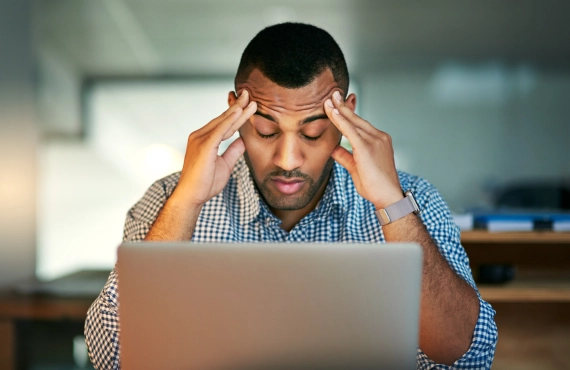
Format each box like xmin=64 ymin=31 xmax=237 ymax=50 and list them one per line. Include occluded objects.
xmin=344 ymin=93 xmax=357 ymax=112
xmin=227 ymin=91 xmax=238 ymax=107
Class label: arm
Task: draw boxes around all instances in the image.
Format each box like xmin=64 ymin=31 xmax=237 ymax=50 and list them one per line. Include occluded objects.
xmin=408 ymin=183 xmax=498 ymax=369
xmin=383 ymin=210 xmax=478 ymax=364
xmin=143 ymin=196 xmax=202 ymax=241
xmin=324 ymin=91 xmax=496 ymax=367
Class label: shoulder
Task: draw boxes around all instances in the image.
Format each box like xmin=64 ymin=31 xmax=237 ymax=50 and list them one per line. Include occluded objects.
xmin=129 ymin=172 xmax=182 ymax=223
xmin=396 ymin=171 xmax=459 ymax=244
xmin=396 ymin=171 xmax=446 ymax=214
xmin=397 ymin=170 xmax=436 ymax=196
xmin=147 ymin=171 xmax=182 ymax=197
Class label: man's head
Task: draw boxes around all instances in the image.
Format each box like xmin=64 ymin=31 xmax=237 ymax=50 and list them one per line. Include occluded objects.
xmin=234 ymin=22 xmax=349 ymax=97
xmin=229 ymin=23 xmax=356 ymax=216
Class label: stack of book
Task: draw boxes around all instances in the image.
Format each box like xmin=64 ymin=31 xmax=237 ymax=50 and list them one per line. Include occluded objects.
xmin=472 ymin=211 xmax=570 ymax=232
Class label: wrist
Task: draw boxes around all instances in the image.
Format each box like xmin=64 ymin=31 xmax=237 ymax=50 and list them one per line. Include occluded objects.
xmin=167 ymin=189 xmax=204 ymax=214
xmin=372 ymin=190 xmax=404 ymax=211
xmin=375 ymin=190 xmax=421 ymax=226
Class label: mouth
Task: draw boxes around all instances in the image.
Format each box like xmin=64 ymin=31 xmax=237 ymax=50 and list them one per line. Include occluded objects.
xmin=271 ymin=177 xmax=306 ymax=195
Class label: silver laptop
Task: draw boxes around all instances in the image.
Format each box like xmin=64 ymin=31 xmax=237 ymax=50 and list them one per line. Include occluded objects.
xmin=117 ymin=242 xmax=422 ymax=370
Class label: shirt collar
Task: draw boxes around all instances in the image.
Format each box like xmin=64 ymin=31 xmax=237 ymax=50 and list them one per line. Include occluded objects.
xmin=225 ymin=156 xmax=348 ymax=226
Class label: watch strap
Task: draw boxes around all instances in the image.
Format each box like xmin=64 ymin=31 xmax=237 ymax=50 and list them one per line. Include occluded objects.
xmin=375 ymin=191 xmax=420 ymax=226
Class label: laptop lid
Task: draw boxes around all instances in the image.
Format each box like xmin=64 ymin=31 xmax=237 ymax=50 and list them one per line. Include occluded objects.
xmin=117 ymin=242 xmax=422 ymax=370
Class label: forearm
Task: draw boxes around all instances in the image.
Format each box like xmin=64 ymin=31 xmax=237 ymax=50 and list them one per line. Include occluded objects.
xmin=383 ymin=213 xmax=479 ymax=365
xmin=144 ymin=192 xmax=202 ymax=241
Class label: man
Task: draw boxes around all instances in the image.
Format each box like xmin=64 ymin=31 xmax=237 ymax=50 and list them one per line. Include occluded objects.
xmin=85 ymin=23 xmax=497 ymax=369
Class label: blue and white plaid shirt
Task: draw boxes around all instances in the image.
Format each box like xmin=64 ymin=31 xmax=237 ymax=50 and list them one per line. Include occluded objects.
xmin=85 ymin=156 xmax=497 ymax=369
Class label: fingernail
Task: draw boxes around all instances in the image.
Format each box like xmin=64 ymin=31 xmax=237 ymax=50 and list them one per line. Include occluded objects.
xmin=333 ymin=108 xmax=340 ymax=115
xmin=241 ymin=90 xmax=248 ymax=98
xmin=325 ymin=99 xmax=334 ymax=108
xmin=333 ymin=91 xmax=342 ymax=102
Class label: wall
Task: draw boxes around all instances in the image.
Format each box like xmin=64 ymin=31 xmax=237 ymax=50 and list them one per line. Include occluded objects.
xmin=0 ymin=0 xmax=37 ymax=288
xmin=358 ymin=64 xmax=570 ymax=211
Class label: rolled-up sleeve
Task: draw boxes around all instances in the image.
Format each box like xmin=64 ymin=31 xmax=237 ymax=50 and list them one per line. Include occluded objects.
xmin=417 ymin=297 xmax=497 ymax=369
xmin=400 ymin=172 xmax=498 ymax=369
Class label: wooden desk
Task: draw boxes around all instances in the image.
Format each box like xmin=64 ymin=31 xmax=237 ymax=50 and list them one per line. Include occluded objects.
xmin=462 ymin=231 xmax=570 ymax=370
xmin=0 ymin=290 xmax=97 ymax=370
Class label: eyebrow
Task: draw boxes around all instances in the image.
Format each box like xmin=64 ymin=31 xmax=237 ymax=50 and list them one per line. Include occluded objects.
xmin=254 ymin=111 xmax=329 ymax=126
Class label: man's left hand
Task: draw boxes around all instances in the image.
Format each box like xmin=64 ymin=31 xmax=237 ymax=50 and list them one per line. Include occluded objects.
xmin=324 ymin=91 xmax=403 ymax=210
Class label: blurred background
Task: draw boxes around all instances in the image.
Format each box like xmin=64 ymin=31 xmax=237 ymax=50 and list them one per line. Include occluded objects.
xmin=1 ymin=0 xmax=569 ymax=369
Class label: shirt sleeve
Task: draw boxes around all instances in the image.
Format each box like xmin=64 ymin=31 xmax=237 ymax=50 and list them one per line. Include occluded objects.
xmin=84 ymin=178 xmax=172 ymax=369
xmin=405 ymin=175 xmax=498 ymax=369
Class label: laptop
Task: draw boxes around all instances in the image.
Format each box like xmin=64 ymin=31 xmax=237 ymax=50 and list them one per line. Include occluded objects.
xmin=117 ymin=242 xmax=422 ymax=370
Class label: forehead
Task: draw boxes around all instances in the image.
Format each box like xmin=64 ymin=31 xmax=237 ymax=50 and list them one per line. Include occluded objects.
xmin=237 ymin=69 xmax=341 ymax=114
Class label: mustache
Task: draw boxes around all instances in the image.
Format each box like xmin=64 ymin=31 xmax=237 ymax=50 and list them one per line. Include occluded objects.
xmin=264 ymin=169 xmax=312 ymax=182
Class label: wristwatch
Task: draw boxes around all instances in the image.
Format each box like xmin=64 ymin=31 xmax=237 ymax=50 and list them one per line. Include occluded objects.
xmin=375 ymin=190 xmax=421 ymax=226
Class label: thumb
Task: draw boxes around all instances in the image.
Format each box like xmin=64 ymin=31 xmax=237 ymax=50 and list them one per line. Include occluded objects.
xmin=221 ymin=137 xmax=246 ymax=169
xmin=331 ymin=146 xmax=356 ymax=175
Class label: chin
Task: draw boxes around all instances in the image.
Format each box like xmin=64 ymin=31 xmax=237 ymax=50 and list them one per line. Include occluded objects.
xmin=262 ymin=191 xmax=313 ymax=211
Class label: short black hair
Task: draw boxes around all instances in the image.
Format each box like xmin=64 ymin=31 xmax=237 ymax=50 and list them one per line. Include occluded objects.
xmin=235 ymin=22 xmax=349 ymax=95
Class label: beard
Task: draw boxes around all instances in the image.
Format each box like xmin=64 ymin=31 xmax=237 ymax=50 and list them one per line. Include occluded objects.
xmin=243 ymin=152 xmax=334 ymax=211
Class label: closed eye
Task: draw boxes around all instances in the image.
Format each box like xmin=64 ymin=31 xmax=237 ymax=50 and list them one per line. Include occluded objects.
xmin=256 ymin=131 xmax=322 ymax=141
xmin=258 ymin=132 xmax=277 ymax=139
xmin=302 ymin=134 xmax=321 ymax=141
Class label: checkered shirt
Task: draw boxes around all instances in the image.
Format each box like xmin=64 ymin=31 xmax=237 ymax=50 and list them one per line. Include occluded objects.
xmin=85 ymin=156 xmax=497 ymax=369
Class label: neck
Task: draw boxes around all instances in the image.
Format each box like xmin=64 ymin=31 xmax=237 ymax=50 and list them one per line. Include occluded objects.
xmin=271 ymin=173 xmax=330 ymax=232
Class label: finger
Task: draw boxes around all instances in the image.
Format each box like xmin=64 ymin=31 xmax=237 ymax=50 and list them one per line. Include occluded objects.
xmin=221 ymin=136 xmax=246 ymax=170
xmin=330 ymin=92 xmax=377 ymax=136
xmin=205 ymin=106 xmax=242 ymax=144
xmin=221 ymin=100 xmax=257 ymax=141
xmin=235 ymin=88 xmax=251 ymax=109
xmin=199 ymin=90 xmax=250 ymax=134
xmin=324 ymin=99 xmax=363 ymax=144
xmin=331 ymin=145 xmax=357 ymax=175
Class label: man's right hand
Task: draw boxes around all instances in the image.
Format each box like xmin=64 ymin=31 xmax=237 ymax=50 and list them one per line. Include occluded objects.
xmin=170 ymin=90 xmax=257 ymax=208
xmin=144 ymin=90 xmax=256 ymax=241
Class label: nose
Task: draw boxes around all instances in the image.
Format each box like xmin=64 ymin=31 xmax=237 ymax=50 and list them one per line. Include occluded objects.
xmin=273 ymin=134 xmax=304 ymax=171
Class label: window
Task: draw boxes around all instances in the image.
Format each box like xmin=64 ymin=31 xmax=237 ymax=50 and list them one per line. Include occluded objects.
xmin=37 ymin=78 xmax=358 ymax=279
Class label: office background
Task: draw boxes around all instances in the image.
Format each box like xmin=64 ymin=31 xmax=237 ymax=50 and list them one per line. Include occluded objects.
xmin=1 ymin=0 xmax=569 ymax=369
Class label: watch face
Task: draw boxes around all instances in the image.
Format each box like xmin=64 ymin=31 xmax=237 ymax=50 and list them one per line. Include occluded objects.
xmin=405 ymin=190 xmax=421 ymax=214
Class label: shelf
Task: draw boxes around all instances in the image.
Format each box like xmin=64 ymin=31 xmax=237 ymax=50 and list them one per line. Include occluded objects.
xmin=478 ymin=273 xmax=570 ymax=302
xmin=461 ymin=230 xmax=570 ymax=244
